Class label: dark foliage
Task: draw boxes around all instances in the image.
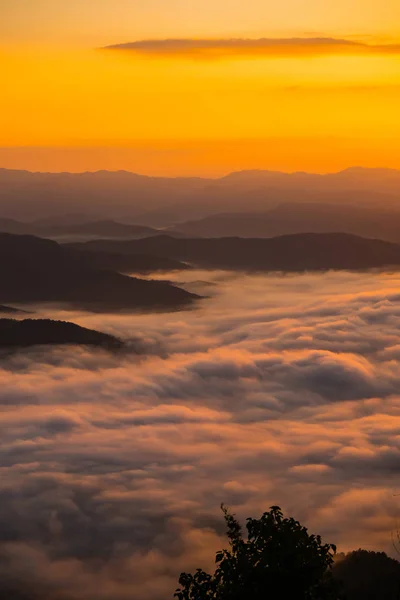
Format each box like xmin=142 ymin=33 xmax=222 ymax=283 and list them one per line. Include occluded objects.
xmin=175 ymin=505 xmax=339 ymax=600
xmin=333 ymin=550 xmax=400 ymax=600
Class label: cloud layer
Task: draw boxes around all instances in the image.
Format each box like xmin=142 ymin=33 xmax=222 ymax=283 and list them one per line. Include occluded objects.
xmin=2 ymin=269 xmax=400 ymax=598
xmin=104 ymin=37 xmax=400 ymax=59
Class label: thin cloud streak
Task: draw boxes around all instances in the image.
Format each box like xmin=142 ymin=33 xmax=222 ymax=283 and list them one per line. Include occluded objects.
xmin=103 ymin=37 xmax=400 ymax=59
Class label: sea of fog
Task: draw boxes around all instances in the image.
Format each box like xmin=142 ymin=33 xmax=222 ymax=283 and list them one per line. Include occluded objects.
xmin=2 ymin=269 xmax=400 ymax=599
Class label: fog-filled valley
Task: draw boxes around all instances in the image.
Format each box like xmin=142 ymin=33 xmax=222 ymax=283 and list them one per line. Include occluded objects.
xmin=2 ymin=265 xmax=400 ymax=598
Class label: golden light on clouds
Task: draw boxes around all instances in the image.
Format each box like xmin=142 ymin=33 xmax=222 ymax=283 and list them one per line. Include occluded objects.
xmin=103 ymin=37 xmax=400 ymax=59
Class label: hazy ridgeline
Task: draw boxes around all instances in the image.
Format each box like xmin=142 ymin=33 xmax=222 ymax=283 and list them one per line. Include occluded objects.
xmin=2 ymin=167 xmax=400 ymax=226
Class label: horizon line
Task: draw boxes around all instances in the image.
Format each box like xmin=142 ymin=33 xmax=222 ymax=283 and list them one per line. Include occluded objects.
xmin=0 ymin=165 xmax=398 ymax=178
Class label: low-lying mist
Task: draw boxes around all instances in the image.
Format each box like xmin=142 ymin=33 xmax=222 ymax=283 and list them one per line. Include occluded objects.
xmin=2 ymin=269 xmax=400 ymax=599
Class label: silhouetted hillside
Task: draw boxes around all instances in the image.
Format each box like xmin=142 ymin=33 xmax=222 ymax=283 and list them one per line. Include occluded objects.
xmin=0 ymin=319 xmax=121 ymax=349
xmin=71 ymin=233 xmax=400 ymax=272
xmin=169 ymin=203 xmax=400 ymax=243
xmin=0 ymin=233 xmax=198 ymax=311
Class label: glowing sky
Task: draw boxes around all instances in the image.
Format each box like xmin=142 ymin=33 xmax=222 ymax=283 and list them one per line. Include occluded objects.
xmin=2 ymin=0 xmax=400 ymax=174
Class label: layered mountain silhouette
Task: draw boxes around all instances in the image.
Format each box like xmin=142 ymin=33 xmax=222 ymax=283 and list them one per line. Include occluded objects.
xmin=70 ymin=232 xmax=400 ymax=272
xmin=0 ymin=168 xmax=206 ymax=223
xmin=0 ymin=220 xmax=188 ymax=273
xmin=169 ymin=203 xmax=400 ymax=243
xmin=2 ymin=167 xmax=400 ymax=226
xmin=0 ymin=217 xmax=157 ymax=241
xmin=0 ymin=319 xmax=121 ymax=349
xmin=35 ymin=219 xmax=157 ymax=240
xmin=0 ymin=233 xmax=198 ymax=311
xmin=71 ymin=250 xmax=189 ymax=274
xmin=7 ymin=203 xmax=400 ymax=246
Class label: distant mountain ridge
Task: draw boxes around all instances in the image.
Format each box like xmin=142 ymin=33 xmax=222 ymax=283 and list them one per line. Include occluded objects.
xmin=169 ymin=203 xmax=400 ymax=244
xmin=70 ymin=248 xmax=190 ymax=274
xmin=0 ymin=217 xmax=158 ymax=241
xmin=2 ymin=167 xmax=400 ymax=226
xmin=37 ymin=219 xmax=156 ymax=239
xmin=71 ymin=232 xmax=400 ymax=272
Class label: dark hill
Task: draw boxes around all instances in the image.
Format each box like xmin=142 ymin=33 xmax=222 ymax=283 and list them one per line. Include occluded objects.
xmin=0 ymin=233 xmax=198 ymax=311
xmin=0 ymin=319 xmax=121 ymax=349
xmin=70 ymin=233 xmax=400 ymax=272
xmin=0 ymin=222 xmax=189 ymax=273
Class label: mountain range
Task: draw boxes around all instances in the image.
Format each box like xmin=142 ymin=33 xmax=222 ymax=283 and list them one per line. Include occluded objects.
xmin=69 ymin=232 xmax=400 ymax=272
xmin=2 ymin=167 xmax=400 ymax=226
xmin=168 ymin=202 xmax=400 ymax=243
xmin=0 ymin=217 xmax=157 ymax=241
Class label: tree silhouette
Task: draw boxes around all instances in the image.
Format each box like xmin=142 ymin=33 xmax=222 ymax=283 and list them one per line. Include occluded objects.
xmin=333 ymin=550 xmax=400 ymax=599
xmin=175 ymin=505 xmax=339 ymax=600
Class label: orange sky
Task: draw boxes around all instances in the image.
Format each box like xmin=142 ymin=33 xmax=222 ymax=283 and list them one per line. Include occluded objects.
xmin=2 ymin=0 xmax=400 ymax=175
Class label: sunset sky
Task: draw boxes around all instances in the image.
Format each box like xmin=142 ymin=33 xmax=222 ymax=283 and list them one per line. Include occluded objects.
xmin=3 ymin=0 xmax=400 ymax=175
